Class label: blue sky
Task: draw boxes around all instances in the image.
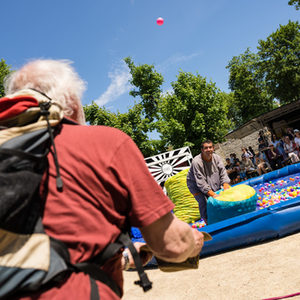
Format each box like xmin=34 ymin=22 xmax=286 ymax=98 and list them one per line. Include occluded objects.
xmin=1 ymin=0 xmax=299 ymax=114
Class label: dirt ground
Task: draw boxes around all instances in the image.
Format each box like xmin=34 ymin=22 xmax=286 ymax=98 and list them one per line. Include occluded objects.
xmin=123 ymin=232 xmax=300 ymax=300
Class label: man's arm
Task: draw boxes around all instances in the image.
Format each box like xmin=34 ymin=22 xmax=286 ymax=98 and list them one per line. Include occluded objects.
xmin=140 ymin=212 xmax=204 ymax=263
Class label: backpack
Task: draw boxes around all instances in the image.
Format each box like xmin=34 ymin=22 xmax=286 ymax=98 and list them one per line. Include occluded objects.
xmin=0 ymin=89 xmax=152 ymax=299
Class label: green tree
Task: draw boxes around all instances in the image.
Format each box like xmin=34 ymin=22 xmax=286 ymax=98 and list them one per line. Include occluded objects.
xmin=124 ymin=57 xmax=164 ymax=122
xmin=0 ymin=59 xmax=12 ymax=98
xmin=227 ymin=49 xmax=274 ymax=126
xmin=288 ymin=0 xmax=300 ymax=9
xmin=84 ymin=102 xmax=163 ymax=157
xmin=157 ymin=71 xmax=231 ymax=156
xmin=220 ymin=92 xmax=240 ymax=130
xmin=257 ymin=21 xmax=300 ymax=104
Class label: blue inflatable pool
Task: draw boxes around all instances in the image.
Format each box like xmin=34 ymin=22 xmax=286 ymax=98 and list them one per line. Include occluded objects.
xmin=132 ymin=162 xmax=300 ymax=259
xmin=200 ymin=162 xmax=300 ymax=256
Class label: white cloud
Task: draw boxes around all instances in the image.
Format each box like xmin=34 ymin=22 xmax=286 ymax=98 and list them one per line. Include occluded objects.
xmin=95 ymin=62 xmax=131 ymax=107
xmin=158 ymin=52 xmax=203 ymax=72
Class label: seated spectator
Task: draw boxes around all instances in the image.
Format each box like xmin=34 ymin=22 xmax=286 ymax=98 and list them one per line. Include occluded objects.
xmin=283 ymin=135 xmax=299 ymax=164
xmin=258 ymin=128 xmax=272 ymax=146
xmin=231 ymin=153 xmax=241 ymax=182
xmin=230 ymin=153 xmax=240 ymax=167
xmin=225 ymin=158 xmax=232 ymax=170
xmin=286 ymin=128 xmax=295 ymax=141
xmin=294 ymin=129 xmax=300 ymax=153
xmin=258 ymin=139 xmax=271 ymax=163
xmin=225 ymin=157 xmax=240 ymax=184
xmin=271 ymin=133 xmax=287 ymax=160
xmin=248 ymin=146 xmax=255 ymax=157
xmin=242 ymin=156 xmax=258 ymax=178
xmin=268 ymin=144 xmax=283 ymax=170
xmin=258 ymin=129 xmax=266 ymax=143
xmin=241 ymin=147 xmax=253 ymax=160
xmin=248 ymin=146 xmax=257 ymax=166
xmin=238 ymin=158 xmax=247 ymax=181
xmin=255 ymin=156 xmax=272 ymax=175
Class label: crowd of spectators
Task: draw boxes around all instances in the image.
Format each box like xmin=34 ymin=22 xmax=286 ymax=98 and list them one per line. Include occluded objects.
xmin=224 ymin=127 xmax=300 ymax=185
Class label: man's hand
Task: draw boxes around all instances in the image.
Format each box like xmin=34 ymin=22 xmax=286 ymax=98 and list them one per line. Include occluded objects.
xmin=141 ymin=212 xmax=208 ymax=263
xmin=223 ymin=183 xmax=231 ymax=190
xmin=207 ymin=190 xmax=217 ymax=198
xmin=122 ymin=242 xmax=153 ymax=270
xmin=187 ymin=229 xmax=204 ymax=258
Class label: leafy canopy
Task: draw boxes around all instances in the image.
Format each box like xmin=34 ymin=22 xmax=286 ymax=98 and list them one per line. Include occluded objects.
xmin=124 ymin=57 xmax=163 ymax=122
xmin=84 ymin=102 xmax=163 ymax=157
xmin=157 ymin=71 xmax=231 ymax=156
xmin=0 ymin=59 xmax=12 ymax=98
xmin=227 ymin=49 xmax=274 ymax=126
xmin=257 ymin=20 xmax=300 ymax=104
xmin=288 ymin=0 xmax=300 ymax=9
xmin=227 ymin=21 xmax=300 ymax=127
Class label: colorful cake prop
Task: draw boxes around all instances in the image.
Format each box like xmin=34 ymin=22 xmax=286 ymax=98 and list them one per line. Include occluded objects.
xmin=207 ymin=184 xmax=257 ymax=224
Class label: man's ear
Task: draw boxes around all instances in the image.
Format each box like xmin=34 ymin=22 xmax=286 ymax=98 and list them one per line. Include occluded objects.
xmin=69 ymin=99 xmax=85 ymax=125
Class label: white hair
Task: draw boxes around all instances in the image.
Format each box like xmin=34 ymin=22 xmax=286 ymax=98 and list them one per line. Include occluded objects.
xmin=4 ymin=59 xmax=87 ymax=124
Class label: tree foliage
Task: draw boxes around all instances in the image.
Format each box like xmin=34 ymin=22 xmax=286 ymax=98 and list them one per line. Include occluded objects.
xmin=220 ymin=92 xmax=240 ymax=130
xmin=0 ymin=59 xmax=12 ymax=98
xmin=288 ymin=0 xmax=300 ymax=9
xmin=257 ymin=20 xmax=300 ymax=104
xmin=157 ymin=71 xmax=231 ymax=156
xmin=227 ymin=49 xmax=274 ymax=126
xmin=85 ymin=57 xmax=166 ymax=157
xmin=84 ymin=102 xmax=163 ymax=157
xmin=124 ymin=57 xmax=163 ymax=122
xmin=227 ymin=21 xmax=300 ymax=127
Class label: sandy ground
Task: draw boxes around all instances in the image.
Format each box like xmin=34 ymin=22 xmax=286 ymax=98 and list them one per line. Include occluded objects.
xmin=123 ymin=232 xmax=300 ymax=300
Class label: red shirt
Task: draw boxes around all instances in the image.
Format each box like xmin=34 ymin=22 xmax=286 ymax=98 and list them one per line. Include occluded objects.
xmin=19 ymin=123 xmax=174 ymax=300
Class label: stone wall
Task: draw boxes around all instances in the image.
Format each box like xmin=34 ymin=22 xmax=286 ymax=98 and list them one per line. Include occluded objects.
xmin=214 ymin=130 xmax=261 ymax=162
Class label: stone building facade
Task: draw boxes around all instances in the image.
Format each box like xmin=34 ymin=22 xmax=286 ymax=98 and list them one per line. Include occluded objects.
xmin=214 ymin=100 xmax=300 ymax=162
xmin=214 ymin=130 xmax=262 ymax=162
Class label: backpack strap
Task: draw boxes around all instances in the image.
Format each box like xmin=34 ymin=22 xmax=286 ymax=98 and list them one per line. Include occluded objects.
xmin=40 ymin=102 xmax=63 ymax=191
xmin=90 ymin=232 xmax=152 ymax=292
xmin=46 ymin=231 xmax=152 ymax=298
xmin=89 ymin=277 xmax=100 ymax=300
xmin=73 ymin=261 xmax=122 ymax=298
xmin=118 ymin=233 xmax=152 ymax=292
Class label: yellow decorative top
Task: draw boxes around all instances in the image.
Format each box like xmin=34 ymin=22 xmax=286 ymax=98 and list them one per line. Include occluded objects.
xmin=215 ymin=184 xmax=256 ymax=202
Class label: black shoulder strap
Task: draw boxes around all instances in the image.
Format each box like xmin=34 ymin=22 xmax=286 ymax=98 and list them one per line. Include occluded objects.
xmin=89 ymin=232 xmax=152 ymax=293
xmin=89 ymin=277 xmax=100 ymax=300
xmin=117 ymin=233 xmax=152 ymax=292
xmin=73 ymin=261 xmax=122 ymax=298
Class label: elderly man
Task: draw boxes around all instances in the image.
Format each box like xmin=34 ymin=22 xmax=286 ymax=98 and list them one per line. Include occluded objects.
xmin=187 ymin=140 xmax=231 ymax=224
xmin=2 ymin=59 xmax=204 ymax=299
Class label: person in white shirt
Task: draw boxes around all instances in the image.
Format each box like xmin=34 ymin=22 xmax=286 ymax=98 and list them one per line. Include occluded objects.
xmin=283 ymin=135 xmax=299 ymax=163
xmin=293 ymin=129 xmax=300 ymax=152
